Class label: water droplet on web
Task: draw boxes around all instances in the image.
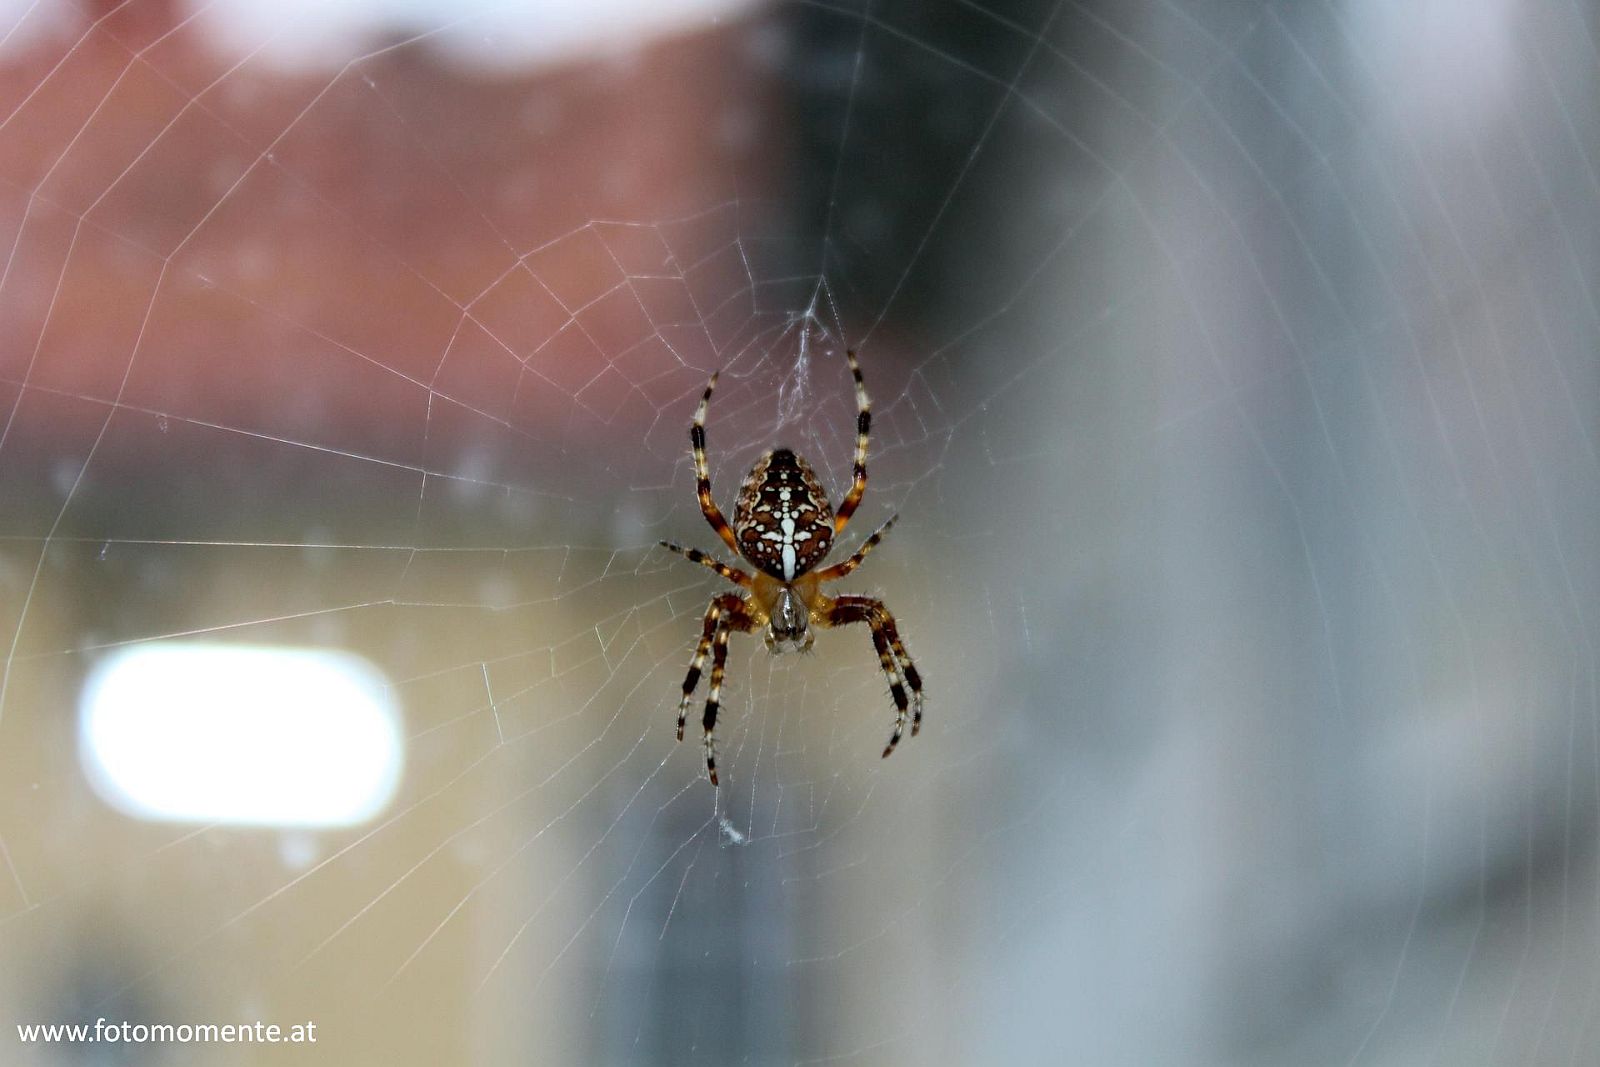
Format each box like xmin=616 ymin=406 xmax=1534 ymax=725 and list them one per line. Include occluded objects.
xmin=718 ymin=817 xmax=747 ymax=847
xmin=156 ymin=414 xmax=169 ymax=433
xmin=98 ymin=542 xmax=109 ymax=561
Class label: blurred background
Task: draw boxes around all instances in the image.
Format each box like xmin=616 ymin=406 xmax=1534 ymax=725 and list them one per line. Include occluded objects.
xmin=1 ymin=0 xmax=1598 ymax=1063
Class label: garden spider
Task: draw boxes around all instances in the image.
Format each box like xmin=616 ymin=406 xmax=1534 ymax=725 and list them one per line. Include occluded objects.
xmin=660 ymin=349 xmax=924 ymax=786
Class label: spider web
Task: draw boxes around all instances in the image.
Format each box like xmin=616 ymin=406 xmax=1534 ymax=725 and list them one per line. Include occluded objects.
xmin=1 ymin=1 xmax=1599 ymax=1064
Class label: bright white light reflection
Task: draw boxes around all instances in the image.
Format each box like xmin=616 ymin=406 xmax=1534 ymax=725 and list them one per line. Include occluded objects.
xmin=79 ymin=644 xmax=403 ymax=827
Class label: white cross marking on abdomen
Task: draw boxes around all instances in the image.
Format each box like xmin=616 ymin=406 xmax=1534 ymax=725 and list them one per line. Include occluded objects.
xmin=779 ymin=516 xmax=798 ymax=579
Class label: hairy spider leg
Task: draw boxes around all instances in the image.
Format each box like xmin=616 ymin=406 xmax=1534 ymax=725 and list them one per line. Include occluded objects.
xmin=658 ymin=541 xmax=752 ymax=586
xmin=702 ymin=606 xmax=754 ymax=786
xmin=825 ymin=595 xmax=924 ymax=757
xmin=677 ymin=593 xmax=744 ymax=740
xmin=877 ymin=608 xmax=925 ymax=736
xmin=814 ymin=514 xmax=897 ymax=583
xmin=691 ymin=371 xmax=740 ymax=554
xmin=832 ymin=349 xmax=872 ymax=534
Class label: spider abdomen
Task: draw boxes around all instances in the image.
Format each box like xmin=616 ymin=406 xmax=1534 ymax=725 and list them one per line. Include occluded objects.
xmin=732 ymin=448 xmax=835 ymax=581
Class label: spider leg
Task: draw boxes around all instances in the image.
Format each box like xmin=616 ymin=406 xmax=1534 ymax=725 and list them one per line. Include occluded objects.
xmin=832 ymin=349 xmax=872 ymax=534
xmin=677 ymin=593 xmax=745 ymax=741
xmin=658 ymin=541 xmax=753 ymax=587
xmin=690 ymin=370 xmax=741 ymax=554
xmin=702 ymin=603 xmax=755 ymax=786
xmin=825 ymin=595 xmax=924 ymax=757
xmin=876 ymin=608 xmax=925 ymax=737
xmin=812 ymin=514 xmax=897 ymax=583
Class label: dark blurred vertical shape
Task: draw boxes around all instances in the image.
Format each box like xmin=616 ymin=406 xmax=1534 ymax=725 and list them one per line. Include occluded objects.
xmin=783 ymin=0 xmax=1058 ymax=334
xmin=787 ymin=0 xmax=1212 ymax=1059
xmin=592 ymin=802 xmax=808 ymax=1065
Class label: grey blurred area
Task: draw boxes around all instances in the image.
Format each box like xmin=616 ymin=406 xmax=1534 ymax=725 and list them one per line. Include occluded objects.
xmin=0 ymin=1 xmax=1596 ymax=1065
xmin=910 ymin=1 xmax=1600 ymax=1063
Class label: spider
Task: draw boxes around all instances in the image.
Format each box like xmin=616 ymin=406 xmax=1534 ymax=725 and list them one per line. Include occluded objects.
xmin=659 ymin=349 xmax=924 ymax=786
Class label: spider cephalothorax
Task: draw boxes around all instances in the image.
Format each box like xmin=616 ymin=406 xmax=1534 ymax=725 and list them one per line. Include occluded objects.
xmin=659 ymin=349 xmax=924 ymax=786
